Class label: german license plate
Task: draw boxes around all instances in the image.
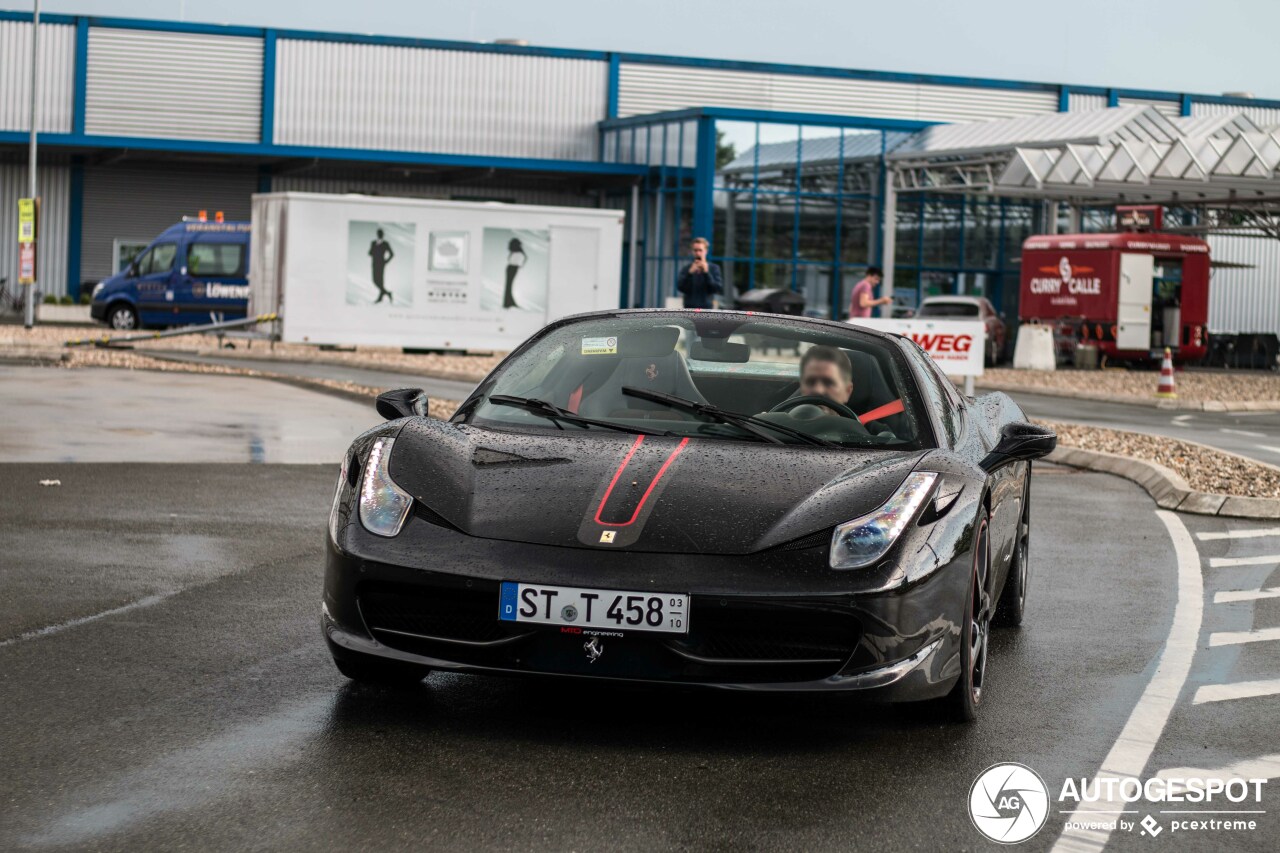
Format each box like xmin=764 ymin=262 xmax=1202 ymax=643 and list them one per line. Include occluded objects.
xmin=499 ymin=582 xmax=689 ymax=634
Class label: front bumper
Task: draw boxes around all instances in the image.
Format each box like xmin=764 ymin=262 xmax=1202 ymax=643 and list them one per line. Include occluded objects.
xmin=322 ymin=511 xmax=974 ymax=699
xmin=90 ymin=301 xmax=107 ymax=321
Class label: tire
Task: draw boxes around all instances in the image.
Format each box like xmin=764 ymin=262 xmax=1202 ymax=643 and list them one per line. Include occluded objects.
xmin=332 ymin=653 xmax=429 ymax=688
xmin=106 ymin=303 xmax=139 ymax=331
xmin=994 ymin=473 xmax=1032 ymax=628
xmin=945 ymin=511 xmax=992 ymax=722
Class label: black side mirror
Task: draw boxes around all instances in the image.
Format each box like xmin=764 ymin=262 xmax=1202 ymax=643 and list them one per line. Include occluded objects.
xmin=128 ymin=262 xmax=140 ymax=277
xmin=980 ymin=422 xmax=1057 ymax=473
xmin=376 ymin=388 xmax=429 ymax=420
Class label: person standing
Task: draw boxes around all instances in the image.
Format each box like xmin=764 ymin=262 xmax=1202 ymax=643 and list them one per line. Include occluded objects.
xmin=849 ymin=266 xmax=892 ymax=318
xmin=368 ymin=228 xmax=395 ymax=304
xmin=676 ymin=237 xmax=723 ymax=309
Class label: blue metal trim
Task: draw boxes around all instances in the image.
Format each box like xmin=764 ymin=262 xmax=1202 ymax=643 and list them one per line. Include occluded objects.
xmin=7 ymin=12 xmax=1280 ymax=111
xmin=601 ymin=107 xmax=932 ymax=133
xmin=72 ymin=17 xmax=88 ymax=135
xmin=831 ymin=130 xmax=846 ymax=319
xmin=261 ymin=30 xmax=277 ymax=144
xmin=67 ymin=159 xmax=84 ymax=299
xmin=0 ymin=132 xmax=650 ymax=176
xmin=1188 ymin=93 xmax=1272 ymax=108
xmin=83 ymin=15 xmax=265 ymax=39
xmin=1111 ymin=88 xmax=1187 ymax=102
xmin=1180 ymin=94 xmax=1193 ymax=117
xmin=0 ymin=10 xmax=78 ymax=25
xmin=1058 ymin=87 xmax=1070 ymax=112
xmin=614 ymin=52 xmax=1062 ymax=93
xmin=692 ymin=116 xmax=715 ymax=245
xmin=791 ymin=130 xmax=802 ymax=291
xmin=272 ymin=27 xmax=606 ymax=60
xmin=606 ymin=53 xmax=620 ymax=119
xmin=874 ymin=131 xmax=887 ymax=269
xmin=1107 ymin=89 xmax=1119 ymax=107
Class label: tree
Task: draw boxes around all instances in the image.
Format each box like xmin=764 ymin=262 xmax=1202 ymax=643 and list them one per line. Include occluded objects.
xmin=715 ymin=130 xmax=737 ymax=170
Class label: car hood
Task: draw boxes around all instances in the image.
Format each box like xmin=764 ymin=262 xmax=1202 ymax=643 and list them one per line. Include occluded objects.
xmin=387 ymin=418 xmax=928 ymax=555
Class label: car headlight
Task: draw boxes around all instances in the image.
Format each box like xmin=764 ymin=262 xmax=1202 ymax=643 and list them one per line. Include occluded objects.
xmin=358 ymin=437 xmax=413 ymax=537
xmin=829 ymin=472 xmax=937 ymax=569
xmin=92 ymin=282 xmax=105 ymax=299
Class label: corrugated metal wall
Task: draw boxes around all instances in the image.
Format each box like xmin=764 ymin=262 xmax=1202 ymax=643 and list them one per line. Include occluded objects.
xmin=616 ymin=64 xmax=1059 ymax=122
xmin=1191 ymin=101 xmax=1280 ymax=129
xmin=1117 ymin=97 xmax=1181 ymax=117
xmin=0 ymin=162 xmax=70 ymax=296
xmin=80 ymin=163 xmax=258 ymax=281
xmin=0 ymin=20 xmax=75 ymax=133
xmin=270 ymin=171 xmax=602 ymax=209
xmin=85 ymin=28 xmax=263 ymax=142
xmin=1207 ymin=235 xmax=1280 ymax=337
xmin=273 ymin=41 xmax=607 ymax=159
xmin=1068 ymin=93 xmax=1108 ymax=112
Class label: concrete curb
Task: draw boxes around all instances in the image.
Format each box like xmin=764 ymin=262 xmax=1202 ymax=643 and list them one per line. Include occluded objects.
xmin=1047 ymin=446 xmax=1280 ymax=519
xmin=977 ymin=381 xmax=1280 ymax=412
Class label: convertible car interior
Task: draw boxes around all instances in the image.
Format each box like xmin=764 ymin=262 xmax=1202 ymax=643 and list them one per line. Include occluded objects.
xmin=510 ymin=320 xmax=916 ymax=444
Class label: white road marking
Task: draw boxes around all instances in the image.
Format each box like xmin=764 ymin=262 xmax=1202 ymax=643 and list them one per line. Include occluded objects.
xmin=0 ymin=592 xmax=176 ymax=648
xmin=1194 ymin=678 xmax=1280 ymax=704
xmin=1197 ymin=527 xmax=1280 ymax=541
xmin=1051 ymin=511 xmax=1202 ymax=853
xmin=1220 ymin=428 xmax=1267 ymax=438
xmin=1209 ymin=627 xmax=1280 ymax=646
xmin=1172 ymin=414 xmax=1193 ymax=427
xmin=1158 ymin=753 xmax=1280 ymax=782
xmin=1259 ymin=445 xmax=1280 ymax=457
xmin=1209 ymin=554 xmax=1280 ymax=568
xmin=1215 ymin=587 xmax=1280 ymax=603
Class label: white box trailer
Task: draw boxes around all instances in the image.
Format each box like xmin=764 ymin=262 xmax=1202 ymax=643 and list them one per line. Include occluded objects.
xmin=248 ymin=192 xmax=624 ymax=350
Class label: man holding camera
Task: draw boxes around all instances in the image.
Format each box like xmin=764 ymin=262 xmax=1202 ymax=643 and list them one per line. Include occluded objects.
xmin=676 ymin=237 xmax=723 ymax=309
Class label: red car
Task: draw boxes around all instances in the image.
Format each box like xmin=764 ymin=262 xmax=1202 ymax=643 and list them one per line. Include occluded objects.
xmin=914 ymin=296 xmax=1007 ymax=366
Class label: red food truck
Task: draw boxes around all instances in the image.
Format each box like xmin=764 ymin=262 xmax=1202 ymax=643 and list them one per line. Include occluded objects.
xmin=1018 ymin=227 xmax=1210 ymax=363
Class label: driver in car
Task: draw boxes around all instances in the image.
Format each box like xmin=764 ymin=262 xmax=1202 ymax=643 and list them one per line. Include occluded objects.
xmin=798 ymin=345 xmax=854 ymax=414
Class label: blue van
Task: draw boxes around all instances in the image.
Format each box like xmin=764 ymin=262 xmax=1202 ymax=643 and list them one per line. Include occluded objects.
xmin=90 ymin=220 xmax=252 ymax=330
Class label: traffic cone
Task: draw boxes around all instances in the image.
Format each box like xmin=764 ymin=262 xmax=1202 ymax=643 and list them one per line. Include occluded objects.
xmin=1155 ymin=347 xmax=1177 ymax=398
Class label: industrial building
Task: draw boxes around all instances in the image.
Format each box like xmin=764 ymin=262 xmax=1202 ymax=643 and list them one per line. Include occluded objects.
xmin=2 ymin=10 xmax=1278 ymax=336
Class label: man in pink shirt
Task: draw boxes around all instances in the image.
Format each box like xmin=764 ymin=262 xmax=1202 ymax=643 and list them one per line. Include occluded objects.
xmin=849 ymin=266 xmax=892 ymax=318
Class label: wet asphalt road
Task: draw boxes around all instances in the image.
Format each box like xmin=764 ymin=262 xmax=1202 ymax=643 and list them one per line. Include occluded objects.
xmin=1001 ymin=390 xmax=1280 ymax=465
xmin=2 ymin=368 xmax=1278 ymax=851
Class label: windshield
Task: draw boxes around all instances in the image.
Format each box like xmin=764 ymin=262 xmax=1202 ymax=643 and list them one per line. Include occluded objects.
xmin=462 ymin=313 xmax=931 ymax=449
xmin=917 ymin=301 xmax=980 ymax=318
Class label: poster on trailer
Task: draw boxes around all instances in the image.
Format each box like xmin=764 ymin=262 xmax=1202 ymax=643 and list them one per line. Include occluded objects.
xmin=251 ymin=193 xmax=624 ymax=351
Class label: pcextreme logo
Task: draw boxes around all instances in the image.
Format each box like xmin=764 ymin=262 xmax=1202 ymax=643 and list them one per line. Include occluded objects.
xmin=969 ymin=763 xmax=1050 ymax=844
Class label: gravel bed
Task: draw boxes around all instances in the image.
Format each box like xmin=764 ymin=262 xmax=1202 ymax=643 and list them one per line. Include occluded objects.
xmin=982 ymin=366 xmax=1280 ymax=404
xmin=1039 ymin=419 xmax=1280 ymax=499
xmin=6 ymin=325 xmax=505 ymax=382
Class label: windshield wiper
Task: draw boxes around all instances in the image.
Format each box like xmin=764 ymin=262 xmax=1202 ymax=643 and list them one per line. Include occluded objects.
xmin=487 ymin=395 xmax=675 ymax=437
xmin=620 ymin=387 xmax=837 ymax=447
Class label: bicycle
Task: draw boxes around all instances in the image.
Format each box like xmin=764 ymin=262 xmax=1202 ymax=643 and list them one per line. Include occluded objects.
xmin=0 ymin=277 xmax=38 ymax=316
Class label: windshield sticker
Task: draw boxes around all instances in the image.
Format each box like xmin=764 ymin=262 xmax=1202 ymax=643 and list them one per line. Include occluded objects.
xmin=581 ymin=336 xmax=618 ymax=355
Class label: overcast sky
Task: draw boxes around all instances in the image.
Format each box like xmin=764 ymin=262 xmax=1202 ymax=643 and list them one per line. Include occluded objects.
xmin=12 ymin=0 xmax=1279 ymax=99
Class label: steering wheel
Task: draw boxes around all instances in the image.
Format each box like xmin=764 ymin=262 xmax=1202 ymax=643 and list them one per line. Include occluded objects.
xmin=769 ymin=395 xmax=860 ymax=420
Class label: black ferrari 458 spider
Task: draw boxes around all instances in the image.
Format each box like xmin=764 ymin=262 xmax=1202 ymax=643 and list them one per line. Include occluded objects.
xmin=323 ymin=309 xmax=1055 ymax=720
